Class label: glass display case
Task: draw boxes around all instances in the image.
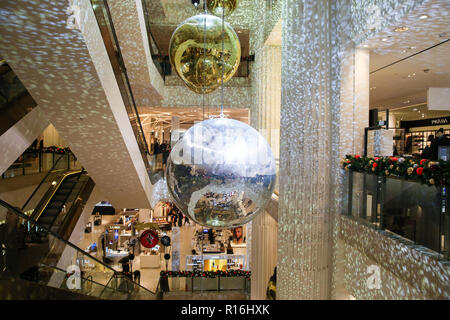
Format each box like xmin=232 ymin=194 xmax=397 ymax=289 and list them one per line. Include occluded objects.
xmin=185 ymin=254 xmax=246 ymax=271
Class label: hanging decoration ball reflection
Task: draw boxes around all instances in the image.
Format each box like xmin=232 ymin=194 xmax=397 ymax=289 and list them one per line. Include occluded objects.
xmin=166 ymin=118 xmax=276 ymax=228
xmin=207 ymin=0 xmax=238 ymax=17
xmin=169 ymin=14 xmax=241 ymax=94
xmin=150 ymin=177 xmax=171 ymax=208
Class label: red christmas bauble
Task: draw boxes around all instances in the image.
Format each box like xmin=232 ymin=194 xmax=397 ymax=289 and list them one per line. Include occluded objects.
xmin=140 ymin=229 xmax=159 ymax=248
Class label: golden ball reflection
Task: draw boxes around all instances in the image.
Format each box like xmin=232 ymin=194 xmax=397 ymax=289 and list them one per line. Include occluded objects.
xmin=169 ymin=13 xmax=241 ymax=94
xmin=207 ymin=0 xmax=238 ymax=17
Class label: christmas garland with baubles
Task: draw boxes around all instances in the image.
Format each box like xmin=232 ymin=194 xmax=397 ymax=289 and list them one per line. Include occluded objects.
xmin=25 ymin=146 xmax=71 ymax=154
xmin=160 ymin=270 xmax=251 ymax=280
xmin=342 ymin=155 xmax=450 ymax=187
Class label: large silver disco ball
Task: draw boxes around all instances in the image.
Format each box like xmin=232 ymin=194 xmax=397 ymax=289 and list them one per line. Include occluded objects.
xmin=166 ymin=118 xmax=276 ymax=227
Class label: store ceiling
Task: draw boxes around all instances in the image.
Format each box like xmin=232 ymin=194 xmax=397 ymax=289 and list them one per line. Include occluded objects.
xmin=145 ymin=0 xmax=252 ymax=57
xmin=137 ymin=107 xmax=249 ymax=130
xmin=150 ymin=24 xmax=250 ymax=57
xmin=368 ymin=0 xmax=450 ymax=111
xmin=382 ymin=103 xmax=450 ymax=122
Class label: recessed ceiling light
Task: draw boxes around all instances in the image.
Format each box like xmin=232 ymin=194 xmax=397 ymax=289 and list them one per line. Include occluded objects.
xmin=419 ymin=15 xmax=429 ymax=19
xmin=382 ymin=38 xmax=388 ymax=41
xmin=363 ymin=44 xmax=369 ymax=48
xmin=394 ymin=26 xmax=409 ymax=32
xmin=413 ymin=108 xmax=418 ymax=111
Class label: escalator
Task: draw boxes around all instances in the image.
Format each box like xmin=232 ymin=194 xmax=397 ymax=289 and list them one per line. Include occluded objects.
xmin=21 ymin=155 xmax=94 ymax=241
xmin=0 ymin=200 xmax=156 ymax=299
xmin=32 ymin=171 xmax=91 ymax=236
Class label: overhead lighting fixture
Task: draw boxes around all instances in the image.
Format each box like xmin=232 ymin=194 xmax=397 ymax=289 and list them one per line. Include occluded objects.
xmin=191 ymin=0 xmax=200 ymax=7
xmin=412 ymin=108 xmax=418 ymax=111
xmin=363 ymin=44 xmax=369 ymax=48
xmin=382 ymin=38 xmax=388 ymax=41
xmin=419 ymin=15 xmax=429 ymax=19
xmin=394 ymin=26 xmax=409 ymax=32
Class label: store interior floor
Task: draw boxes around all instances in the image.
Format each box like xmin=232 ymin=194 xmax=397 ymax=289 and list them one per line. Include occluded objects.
xmin=78 ymin=213 xmax=198 ymax=292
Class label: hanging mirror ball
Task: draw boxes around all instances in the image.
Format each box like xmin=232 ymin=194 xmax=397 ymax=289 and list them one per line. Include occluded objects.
xmin=207 ymin=0 xmax=238 ymax=17
xmin=166 ymin=118 xmax=276 ymax=228
xmin=169 ymin=13 xmax=241 ymax=94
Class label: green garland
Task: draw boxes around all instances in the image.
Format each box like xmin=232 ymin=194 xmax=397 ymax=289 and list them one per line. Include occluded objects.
xmin=160 ymin=270 xmax=251 ymax=280
xmin=342 ymin=155 xmax=450 ymax=187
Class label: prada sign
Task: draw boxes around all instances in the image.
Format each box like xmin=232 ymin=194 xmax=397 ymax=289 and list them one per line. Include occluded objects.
xmin=400 ymin=116 xmax=450 ymax=130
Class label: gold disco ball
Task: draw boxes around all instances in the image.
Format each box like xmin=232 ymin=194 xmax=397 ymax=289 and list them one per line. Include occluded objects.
xmin=207 ymin=0 xmax=238 ymax=17
xmin=169 ymin=13 xmax=241 ymax=94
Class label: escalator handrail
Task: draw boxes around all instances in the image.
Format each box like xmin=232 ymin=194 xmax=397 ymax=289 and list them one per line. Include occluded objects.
xmin=0 ymin=199 xmax=156 ymax=296
xmin=58 ymin=174 xmax=95 ymax=239
xmin=21 ymin=153 xmax=67 ymax=211
xmin=30 ymin=169 xmax=83 ymax=222
xmin=93 ymin=0 xmax=150 ymax=157
xmin=39 ymin=263 xmax=110 ymax=291
xmin=43 ymin=170 xmax=84 ymax=230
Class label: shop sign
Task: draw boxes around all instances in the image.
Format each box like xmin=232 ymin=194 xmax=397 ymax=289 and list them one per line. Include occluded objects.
xmin=400 ymin=116 xmax=450 ymax=130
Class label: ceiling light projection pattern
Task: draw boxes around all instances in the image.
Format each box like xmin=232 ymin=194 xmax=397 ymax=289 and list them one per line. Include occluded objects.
xmin=169 ymin=13 xmax=241 ymax=94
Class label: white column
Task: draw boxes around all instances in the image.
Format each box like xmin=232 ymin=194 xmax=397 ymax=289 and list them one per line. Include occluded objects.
xmin=171 ymin=116 xmax=180 ymax=147
xmin=355 ymin=48 xmax=370 ymax=152
xmin=278 ymin=0 xmax=332 ymax=300
xmin=250 ymin=211 xmax=278 ymax=299
xmin=250 ymin=45 xmax=281 ymax=300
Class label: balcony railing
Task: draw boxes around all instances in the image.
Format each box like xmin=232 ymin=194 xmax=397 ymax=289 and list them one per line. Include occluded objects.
xmin=157 ymin=270 xmax=250 ymax=299
xmin=343 ymin=171 xmax=450 ymax=260
xmin=1 ymin=149 xmax=81 ymax=179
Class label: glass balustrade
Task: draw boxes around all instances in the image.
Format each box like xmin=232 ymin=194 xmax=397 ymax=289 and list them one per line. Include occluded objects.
xmin=343 ymin=171 xmax=450 ymax=260
xmin=0 ymin=200 xmax=156 ymax=299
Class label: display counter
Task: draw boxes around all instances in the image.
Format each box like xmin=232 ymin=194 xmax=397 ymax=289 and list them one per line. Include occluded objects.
xmin=105 ymin=249 xmax=129 ymax=263
xmin=185 ymin=254 xmax=246 ymax=271
xmin=140 ymin=254 xmax=161 ymax=269
xmin=230 ymin=243 xmax=246 ymax=256
xmin=183 ymin=276 xmax=247 ymax=292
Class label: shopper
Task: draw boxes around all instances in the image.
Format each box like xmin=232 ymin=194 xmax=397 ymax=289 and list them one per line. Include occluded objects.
xmin=431 ymin=128 xmax=450 ymax=160
xmin=177 ymin=212 xmax=183 ymax=227
xmin=421 ymin=135 xmax=434 ymax=159
xmin=0 ymin=208 xmax=26 ymax=277
xmin=173 ymin=211 xmax=178 ymax=227
xmin=266 ymin=267 xmax=277 ymax=300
